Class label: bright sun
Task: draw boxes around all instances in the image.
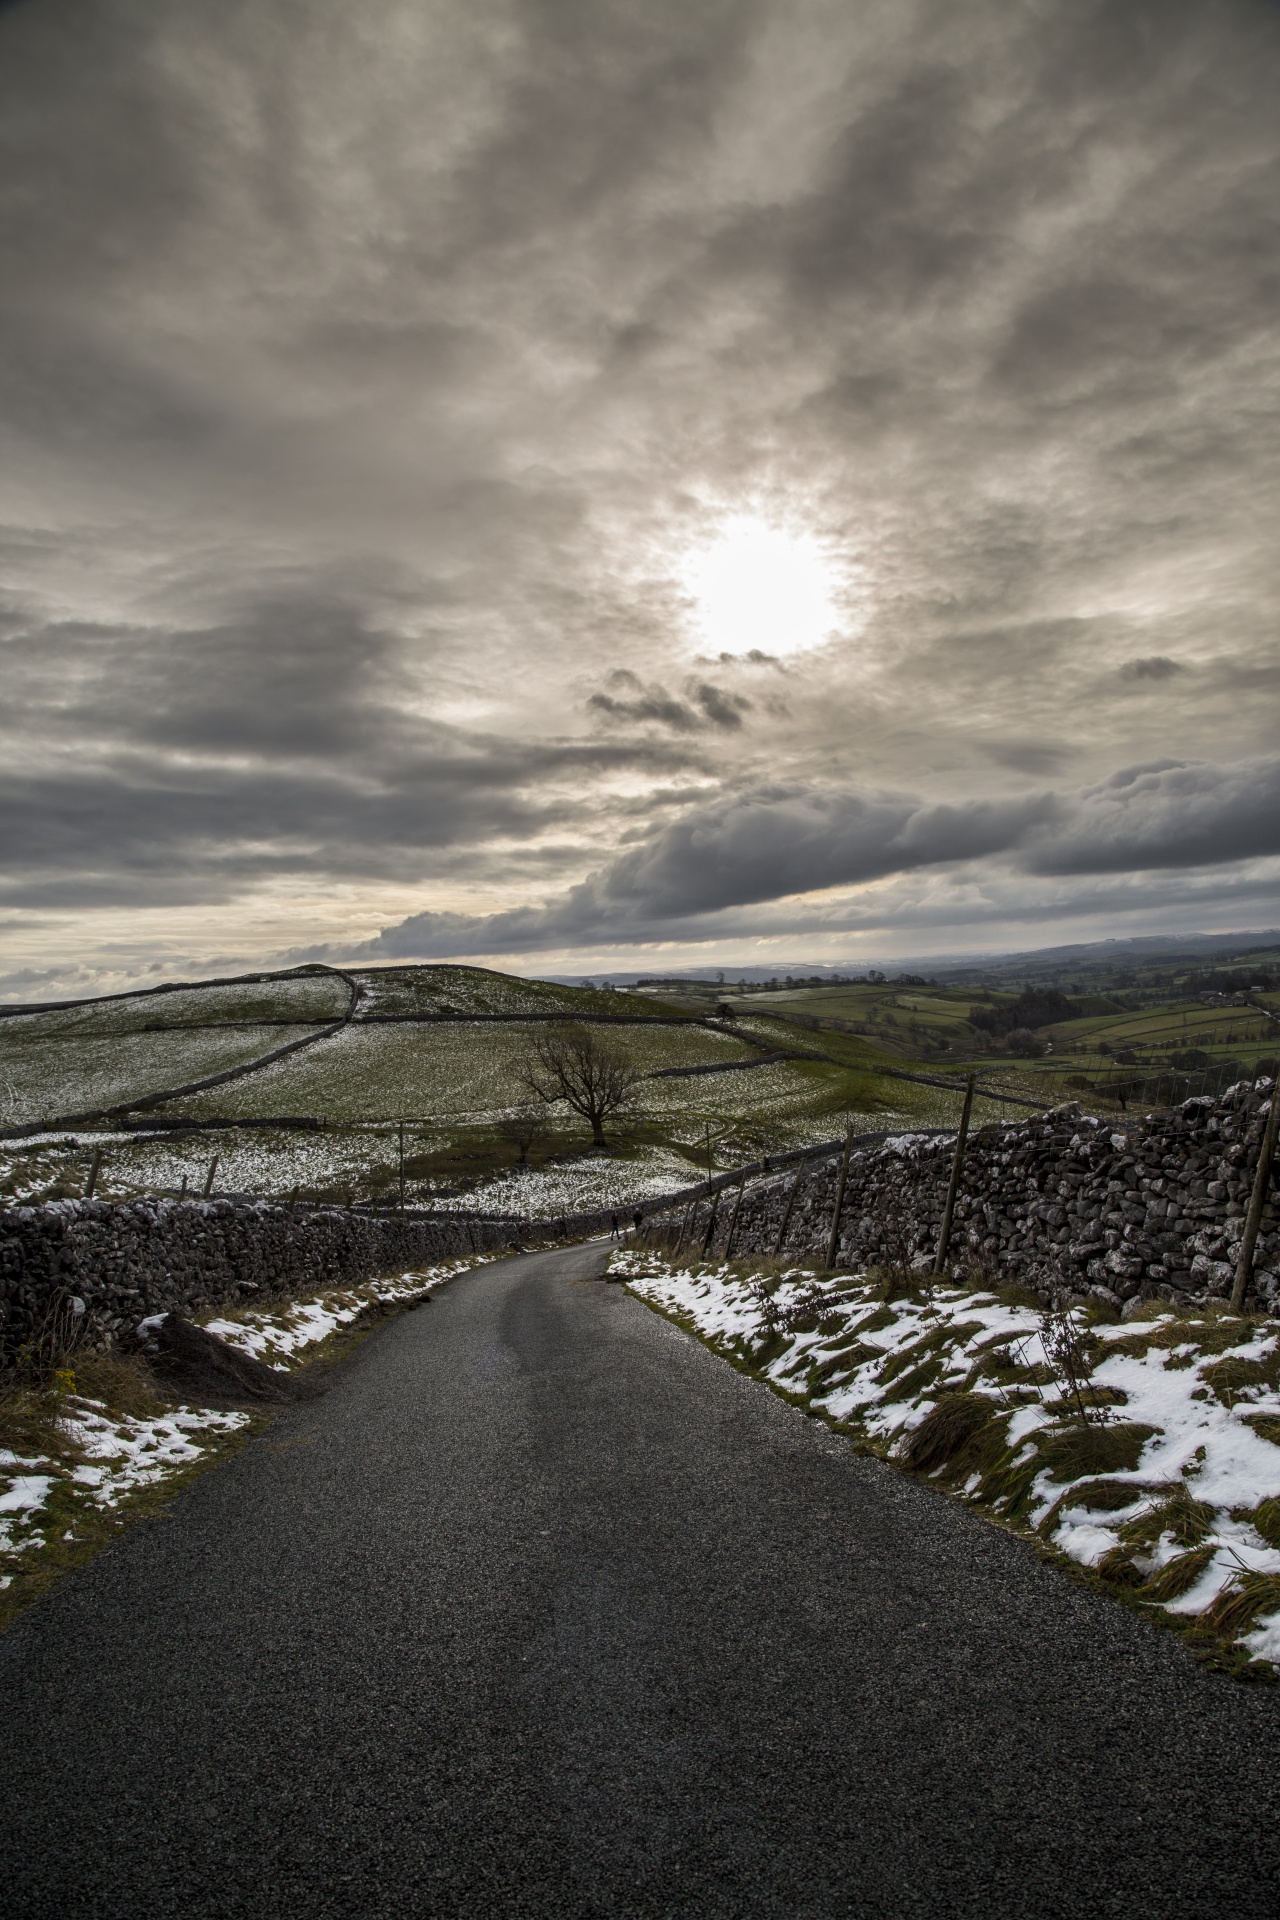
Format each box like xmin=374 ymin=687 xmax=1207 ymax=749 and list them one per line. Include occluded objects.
xmin=680 ymin=514 xmax=838 ymax=657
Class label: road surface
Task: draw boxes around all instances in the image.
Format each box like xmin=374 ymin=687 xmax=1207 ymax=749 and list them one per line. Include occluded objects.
xmin=2 ymin=1242 xmax=1279 ymax=1917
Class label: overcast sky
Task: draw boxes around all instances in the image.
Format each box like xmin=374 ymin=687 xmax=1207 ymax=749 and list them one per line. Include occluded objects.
xmin=2 ymin=0 xmax=1279 ymax=997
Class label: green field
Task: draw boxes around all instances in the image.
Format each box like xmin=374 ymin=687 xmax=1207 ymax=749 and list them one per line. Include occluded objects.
xmin=664 ymin=971 xmax=1280 ymax=1107
xmin=161 ymin=1018 xmax=756 ymax=1125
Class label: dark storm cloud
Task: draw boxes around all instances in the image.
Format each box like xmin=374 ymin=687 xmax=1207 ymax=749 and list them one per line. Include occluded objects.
xmin=1 ymin=0 xmax=1278 ymax=974
xmin=359 ymin=754 xmax=1280 ymax=956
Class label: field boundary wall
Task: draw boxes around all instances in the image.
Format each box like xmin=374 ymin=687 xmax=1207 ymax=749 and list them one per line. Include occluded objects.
xmin=646 ymin=1082 xmax=1280 ymax=1310
xmin=5 ymin=1082 xmax=1276 ymax=1359
xmin=0 ymin=1193 xmax=640 ymax=1361
xmin=0 ymin=971 xmax=360 ymax=1143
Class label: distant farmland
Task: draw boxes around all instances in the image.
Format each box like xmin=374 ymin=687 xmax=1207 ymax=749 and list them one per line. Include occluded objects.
xmin=2 ymin=955 xmax=1275 ymax=1216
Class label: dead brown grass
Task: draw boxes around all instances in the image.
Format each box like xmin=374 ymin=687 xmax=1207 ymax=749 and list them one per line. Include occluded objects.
xmin=68 ymin=1350 xmax=169 ymax=1418
xmin=1142 ymin=1546 xmax=1217 ymax=1602
xmin=899 ymin=1392 xmax=1002 ymax=1475
xmin=1198 ymin=1572 xmax=1280 ymax=1639
xmin=0 ymin=1386 xmax=86 ymax=1469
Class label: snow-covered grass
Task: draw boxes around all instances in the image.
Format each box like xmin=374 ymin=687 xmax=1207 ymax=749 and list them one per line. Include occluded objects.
xmin=0 ymin=1123 xmax=399 ymax=1205
xmin=0 ymin=1256 xmax=480 ymax=1627
xmin=0 ymin=1378 xmax=249 ymax=1628
xmin=350 ymin=964 xmax=670 ymax=1019
xmin=0 ymin=973 xmax=347 ymax=1043
xmin=425 ymin=1146 xmax=700 ymax=1217
xmin=642 ymin=1058 xmax=844 ymax=1124
xmin=0 ymin=1127 xmax=722 ymax=1211
xmin=55 ymin=1403 xmax=247 ymax=1512
xmin=0 ymin=1022 xmax=320 ymax=1127
xmin=202 ymin=1258 xmax=479 ymax=1363
xmin=615 ymin=1251 xmax=1280 ymax=1676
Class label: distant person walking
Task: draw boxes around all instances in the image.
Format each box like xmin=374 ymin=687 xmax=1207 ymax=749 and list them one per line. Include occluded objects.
xmin=609 ymin=1211 xmax=620 ymax=1239
xmin=632 ymin=1209 xmax=643 ymax=1235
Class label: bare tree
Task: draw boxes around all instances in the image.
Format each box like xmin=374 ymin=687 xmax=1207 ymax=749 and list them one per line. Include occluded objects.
xmin=497 ymin=1104 xmax=550 ymax=1165
xmin=520 ymin=1025 xmax=643 ymax=1149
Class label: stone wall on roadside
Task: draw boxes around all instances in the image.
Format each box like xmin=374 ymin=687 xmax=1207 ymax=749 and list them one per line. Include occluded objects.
xmin=658 ymin=1081 xmax=1280 ymax=1309
xmin=4 ymin=1079 xmax=1277 ymax=1358
xmin=0 ymin=1198 xmax=594 ymax=1361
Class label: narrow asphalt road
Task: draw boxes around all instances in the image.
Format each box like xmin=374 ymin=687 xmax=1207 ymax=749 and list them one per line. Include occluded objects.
xmin=3 ymin=1243 xmax=1280 ymax=1919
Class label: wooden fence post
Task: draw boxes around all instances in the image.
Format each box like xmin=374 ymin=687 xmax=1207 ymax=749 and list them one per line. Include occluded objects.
xmin=1231 ymin=1083 xmax=1280 ymax=1312
xmin=774 ymin=1162 xmax=806 ymax=1257
xmin=723 ymin=1175 xmax=747 ymax=1259
xmin=84 ymin=1147 xmax=102 ymax=1199
xmin=203 ymin=1153 xmax=219 ymax=1197
xmin=933 ymin=1075 xmax=975 ymax=1275
xmin=701 ymin=1184 xmax=721 ymax=1256
xmin=825 ymin=1128 xmax=855 ymax=1269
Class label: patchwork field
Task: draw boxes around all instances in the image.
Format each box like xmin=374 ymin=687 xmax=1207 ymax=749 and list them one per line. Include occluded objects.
xmin=652 ymin=969 xmax=1280 ymax=1109
xmin=11 ymin=955 xmax=1254 ymax=1216
xmin=0 ymin=971 xmax=352 ymax=1127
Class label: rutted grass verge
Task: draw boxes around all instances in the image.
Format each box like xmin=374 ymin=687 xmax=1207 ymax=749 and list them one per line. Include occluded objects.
xmin=612 ymin=1250 xmax=1280 ymax=1682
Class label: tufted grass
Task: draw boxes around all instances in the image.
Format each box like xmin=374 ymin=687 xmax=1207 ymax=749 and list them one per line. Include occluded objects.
xmin=1198 ymin=1573 xmax=1280 ymax=1640
xmin=1120 ymin=1486 xmax=1216 ymax=1550
xmin=1143 ymin=1546 xmax=1219 ymax=1603
xmin=1246 ymin=1497 xmax=1280 ymax=1550
xmin=898 ymin=1392 xmax=1003 ymax=1476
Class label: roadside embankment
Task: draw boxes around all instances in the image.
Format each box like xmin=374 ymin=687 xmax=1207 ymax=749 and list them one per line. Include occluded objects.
xmin=0 ymin=1260 xmax=470 ymax=1628
xmin=615 ymin=1248 xmax=1280 ymax=1676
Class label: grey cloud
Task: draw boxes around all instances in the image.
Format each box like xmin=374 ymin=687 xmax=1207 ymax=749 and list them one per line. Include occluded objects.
xmin=1029 ymin=757 xmax=1280 ymax=877
xmin=2 ymin=1 xmax=1279 ymax=972
xmin=0 ymin=743 xmax=683 ymax=909
xmin=587 ymin=671 xmax=750 ymax=733
xmin=780 ymin=63 xmax=997 ymax=309
xmin=359 ymin=752 xmax=1280 ymax=957
xmin=0 ymin=593 xmax=709 ymax=908
xmin=982 ymin=741 xmax=1075 ymax=775
xmin=991 ymin=280 xmax=1185 ymax=409
xmin=692 ymin=682 xmax=750 ymax=729
xmin=588 ymin=684 xmax=701 ymax=732
xmin=1120 ymin=656 xmax=1185 ymax=681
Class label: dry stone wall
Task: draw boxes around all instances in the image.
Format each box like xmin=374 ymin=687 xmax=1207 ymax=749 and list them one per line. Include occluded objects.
xmin=4 ymin=1081 xmax=1276 ymax=1360
xmin=0 ymin=1198 xmax=606 ymax=1362
xmin=665 ymin=1081 xmax=1280 ymax=1309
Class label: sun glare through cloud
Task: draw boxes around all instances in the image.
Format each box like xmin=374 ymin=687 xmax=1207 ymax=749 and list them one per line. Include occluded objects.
xmin=681 ymin=515 xmax=839 ymax=657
